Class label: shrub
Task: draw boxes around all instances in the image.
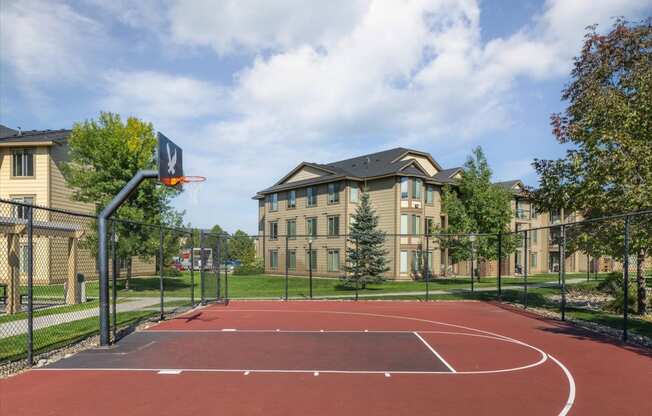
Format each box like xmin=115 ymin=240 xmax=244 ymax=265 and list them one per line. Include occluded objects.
xmin=605 ymin=283 xmax=637 ymax=314
xmin=234 ymin=258 xmax=264 ymax=275
xmin=597 ymin=272 xmax=623 ymax=296
xmin=163 ymin=266 xmax=181 ymax=277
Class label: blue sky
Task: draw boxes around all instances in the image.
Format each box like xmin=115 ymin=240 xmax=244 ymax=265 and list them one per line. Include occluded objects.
xmin=1 ymin=0 xmax=650 ymax=233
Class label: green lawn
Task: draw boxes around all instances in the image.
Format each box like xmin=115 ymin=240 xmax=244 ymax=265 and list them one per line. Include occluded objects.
xmin=0 ymin=310 xmax=157 ymax=362
xmin=2 ymin=271 xmax=648 ymax=364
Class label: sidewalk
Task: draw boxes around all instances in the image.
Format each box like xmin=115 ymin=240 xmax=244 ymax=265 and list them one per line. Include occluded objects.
xmin=0 ymin=297 xmax=161 ymax=338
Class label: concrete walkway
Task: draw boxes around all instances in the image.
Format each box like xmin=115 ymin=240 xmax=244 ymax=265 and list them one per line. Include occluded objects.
xmin=0 ymin=297 xmax=162 ymax=339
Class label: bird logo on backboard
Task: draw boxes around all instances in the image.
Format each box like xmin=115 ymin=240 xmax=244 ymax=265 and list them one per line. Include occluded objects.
xmin=167 ymin=143 xmax=177 ymax=175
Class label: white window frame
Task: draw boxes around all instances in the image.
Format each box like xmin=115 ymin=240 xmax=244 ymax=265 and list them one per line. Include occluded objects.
xmin=400 ymin=177 xmax=409 ymax=200
xmin=269 ymin=221 xmax=278 ymax=240
xmin=400 ymin=251 xmax=408 ymax=273
xmin=327 ymin=249 xmax=340 ymax=272
xmin=307 ymin=217 xmax=317 ymax=237
xmin=400 ymin=214 xmax=409 ymax=235
xmin=350 ymin=183 xmax=360 ymax=203
xmin=12 ymin=148 xmax=34 ymax=177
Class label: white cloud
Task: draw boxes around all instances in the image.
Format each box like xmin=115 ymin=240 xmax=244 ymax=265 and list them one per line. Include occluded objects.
xmin=100 ymin=71 xmax=226 ymax=123
xmin=168 ymin=0 xmax=372 ymax=55
xmin=0 ymin=0 xmax=102 ymax=84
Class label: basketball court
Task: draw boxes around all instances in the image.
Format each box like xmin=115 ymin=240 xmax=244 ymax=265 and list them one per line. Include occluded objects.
xmin=3 ymin=300 xmax=652 ymax=415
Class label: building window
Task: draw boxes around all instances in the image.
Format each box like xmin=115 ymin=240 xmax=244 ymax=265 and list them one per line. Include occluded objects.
xmin=413 ymin=179 xmax=422 ymax=200
xmin=425 ymin=185 xmax=434 ymax=204
xmin=286 ymin=219 xmax=296 ymax=239
xmin=400 ymin=177 xmax=409 ymax=200
xmin=531 ymin=207 xmax=538 ymax=219
xmin=530 ymin=230 xmax=538 ymax=244
xmin=400 ymin=214 xmax=409 ymax=235
xmin=269 ymin=221 xmax=278 ymax=240
xmin=530 ymin=252 xmax=538 ymax=268
xmin=12 ymin=149 xmax=34 ymax=177
xmin=288 ymin=250 xmax=296 ymax=270
xmin=412 ymin=215 xmax=421 ymax=236
xmin=411 ymin=251 xmax=422 ymax=272
xmin=350 ymin=182 xmax=360 ymax=203
xmin=425 ymin=217 xmax=435 ymax=236
xmin=269 ymin=193 xmax=278 ymax=211
xmin=328 ymin=215 xmax=340 ymax=237
xmin=307 ymin=187 xmax=317 ymax=207
xmin=327 ymin=249 xmax=340 ymax=272
xmin=349 ymin=215 xmax=356 ymax=227
xmin=400 ymin=251 xmax=408 ymax=273
xmin=11 ymin=196 xmax=34 ymax=219
xmin=306 ymin=250 xmax=317 ymax=270
xmin=288 ymin=190 xmax=296 ymax=209
xmin=306 ymin=217 xmax=317 ymax=237
xmin=328 ymin=182 xmax=340 ymax=204
xmin=269 ymin=250 xmax=278 ymax=269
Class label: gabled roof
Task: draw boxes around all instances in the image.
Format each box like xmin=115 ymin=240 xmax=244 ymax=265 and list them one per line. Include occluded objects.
xmin=494 ymin=179 xmax=526 ymax=196
xmin=255 ymin=147 xmax=462 ymax=198
xmin=0 ymin=125 xmax=70 ymax=145
xmin=433 ymin=167 xmax=463 ymax=184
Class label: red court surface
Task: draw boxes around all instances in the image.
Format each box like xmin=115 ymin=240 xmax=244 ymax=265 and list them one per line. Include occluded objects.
xmin=2 ymin=300 xmax=652 ymax=415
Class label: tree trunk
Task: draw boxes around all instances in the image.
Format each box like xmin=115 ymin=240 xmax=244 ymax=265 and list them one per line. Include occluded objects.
xmin=636 ymin=250 xmax=646 ymax=315
xmin=125 ymin=258 xmax=132 ymax=291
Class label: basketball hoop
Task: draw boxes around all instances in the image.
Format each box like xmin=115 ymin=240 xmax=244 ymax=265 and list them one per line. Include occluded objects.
xmin=161 ymin=175 xmax=206 ymax=187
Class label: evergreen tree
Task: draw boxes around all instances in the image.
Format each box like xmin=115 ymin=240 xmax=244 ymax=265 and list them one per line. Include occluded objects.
xmin=343 ymin=191 xmax=389 ymax=288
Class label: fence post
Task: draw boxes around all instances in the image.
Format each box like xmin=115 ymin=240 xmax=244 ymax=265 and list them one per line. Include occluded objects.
xmin=497 ymin=232 xmax=502 ymax=299
xmin=224 ymin=254 xmax=229 ymax=301
xmin=285 ymin=235 xmax=289 ymax=301
xmin=587 ymin=255 xmax=590 ymax=282
xmin=190 ymin=232 xmax=195 ymax=306
xmin=355 ymin=237 xmax=359 ymax=301
xmin=623 ymin=216 xmax=629 ymax=342
xmin=523 ymin=229 xmax=528 ymax=309
xmin=217 ymin=237 xmax=222 ymax=301
xmin=470 ymin=236 xmax=475 ymax=293
xmin=309 ymin=240 xmax=313 ymax=299
xmin=26 ymin=206 xmax=33 ymax=366
xmin=159 ymin=227 xmax=164 ymax=320
xmin=111 ymin=221 xmax=117 ymax=341
xmin=560 ymin=224 xmax=566 ymax=321
xmin=425 ymin=234 xmax=429 ymax=302
xmin=200 ymin=230 xmax=205 ymax=305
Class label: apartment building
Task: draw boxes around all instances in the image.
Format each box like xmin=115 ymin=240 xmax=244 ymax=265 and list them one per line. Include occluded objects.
xmin=255 ymin=147 xmax=593 ymax=280
xmin=0 ymin=125 xmax=154 ymax=287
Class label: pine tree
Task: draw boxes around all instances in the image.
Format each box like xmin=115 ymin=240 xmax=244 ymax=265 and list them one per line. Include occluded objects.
xmin=343 ymin=191 xmax=389 ymax=289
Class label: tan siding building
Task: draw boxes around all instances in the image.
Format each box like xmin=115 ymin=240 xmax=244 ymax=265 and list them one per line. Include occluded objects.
xmin=256 ymin=148 xmax=599 ymax=280
xmin=0 ymin=125 xmax=155 ymax=287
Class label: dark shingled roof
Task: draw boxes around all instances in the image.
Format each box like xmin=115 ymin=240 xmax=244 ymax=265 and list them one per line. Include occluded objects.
xmin=256 ymin=147 xmax=462 ymax=197
xmin=0 ymin=124 xmax=70 ymax=144
xmin=494 ymin=180 xmax=526 ymax=196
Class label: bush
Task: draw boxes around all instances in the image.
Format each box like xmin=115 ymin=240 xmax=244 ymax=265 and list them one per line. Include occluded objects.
xmin=606 ymin=283 xmax=637 ymax=314
xmin=234 ymin=258 xmax=264 ymax=275
xmin=597 ymin=272 xmax=623 ymax=296
xmin=163 ymin=266 xmax=181 ymax=277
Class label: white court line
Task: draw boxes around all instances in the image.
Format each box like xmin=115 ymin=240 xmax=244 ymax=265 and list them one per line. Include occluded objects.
xmin=549 ymin=354 xmax=576 ymax=416
xmin=158 ymin=370 xmax=182 ymax=375
xmin=97 ymin=307 xmax=576 ymax=415
xmin=413 ymin=332 xmax=456 ymax=373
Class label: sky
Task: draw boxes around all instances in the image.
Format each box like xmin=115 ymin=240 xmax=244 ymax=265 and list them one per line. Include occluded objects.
xmin=1 ymin=0 xmax=650 ymax=233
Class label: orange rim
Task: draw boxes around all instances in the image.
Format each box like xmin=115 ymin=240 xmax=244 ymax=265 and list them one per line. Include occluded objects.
xmin=161 ymin=176 xmax=206 ymax=186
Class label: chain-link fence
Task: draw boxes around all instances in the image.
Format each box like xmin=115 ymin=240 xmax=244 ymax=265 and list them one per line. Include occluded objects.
xmin=2 ymin=196 xmax=650 ymax=367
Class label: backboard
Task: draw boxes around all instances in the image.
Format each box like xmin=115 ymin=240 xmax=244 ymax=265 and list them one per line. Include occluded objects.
xmin=158 ymin=132 xmax=184 ymax=187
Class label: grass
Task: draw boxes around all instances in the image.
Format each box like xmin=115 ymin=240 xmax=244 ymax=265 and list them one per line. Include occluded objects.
xmin=2 ymin=271 xmax=648 ymax=363
xmin=0 ymin=310 xmax=157 ymax=362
